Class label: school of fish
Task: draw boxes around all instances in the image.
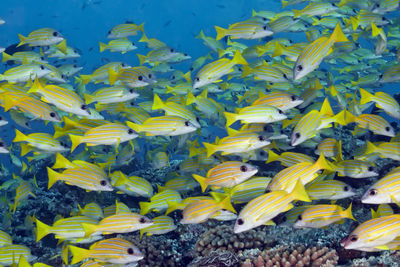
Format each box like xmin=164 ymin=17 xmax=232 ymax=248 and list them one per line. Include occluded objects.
xmin=1 ymin=0 xmax=400 ymax=265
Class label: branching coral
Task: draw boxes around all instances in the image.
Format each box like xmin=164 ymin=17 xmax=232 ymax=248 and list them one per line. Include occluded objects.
xmin=241 ymin=244 xmax=338 ymax=267
xmin=195 ymin=225 xmax=276 ymax=256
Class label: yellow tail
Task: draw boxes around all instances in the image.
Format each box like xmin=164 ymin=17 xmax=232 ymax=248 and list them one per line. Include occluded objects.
xmin=359 ymin=88 xmax=374 ymax=106
xmin=1 ymin=52 xmax=12 ymax=63
xmin=55 ymin=39 xmax=67 ymax=54
xmin=99 ymin=42 xmax=108 ymax=53
xmin=35 ymin=218 xmax=52 ymax=241
xmin=69 ymin=134 xmax=83 ymax=152
xmin=203 ymin=142 xmax=219 ymax=158
xmin=215 ymin=26 xmax=228 ymax=41
xmin=137 ymin=54 xmax=147 ymax=65
xmin=231 ymin=49 xmax=248 ymax=66
xmin=329 ymin=23 xmax=349 ymax=43
xmin=17 ymin=34 xmax=27 ymax=47
xmin=139 ymin=201 xmax=151 ymax=215
xmin=152 ymin=93 xmax=165 ymax=110
xmin=13 ymin=129 xmax=27 ymax=143
xmin=266 ymin=150 xmax=280 ymax=164
xmin=342 ymin=202 xmax=356 ymax=221
xmin=108 ymin=67 xmax=119 ymax=85
xmin=69 ymin=245 xmax=90 ymax=265
xmin=192 ymin=174 xmax=208 ymax=192
xmin=47 ymin=167 xmax=61 ymax=189
xmin=224 ymin=112 xmax=238 ymax=127
xmin=289 ymin=180 xmax=311 ymax=202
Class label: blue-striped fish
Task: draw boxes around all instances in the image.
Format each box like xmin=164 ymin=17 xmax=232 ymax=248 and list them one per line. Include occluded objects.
xmin=215 ymin=19 xmax=273 ymax=40
xmin=139 ymin=215 xmax=177 ymax=238
xmin=69 ymin=238 xmax=143 ymax=264
xmin=107 ymin=23 xmax=144 ymax=38
xmin=127 ymin=116 xmax=198 ymax=136
xmin=0 ymin=245 xmax=33 ymax=265
xmin=193 ymin=161 xmax=257 ymax=192
xmin=84 ymin=86 xmax=139 ymax=104
xmin=362 ymin=167 xmax=400 ymax=204
xmin=18 ymin=28 xmax=64 ymax=46
xmin=99 ymin=38 xmax=137 ymax=54
xmin=306 ymin=179 xmax=355 ymax=200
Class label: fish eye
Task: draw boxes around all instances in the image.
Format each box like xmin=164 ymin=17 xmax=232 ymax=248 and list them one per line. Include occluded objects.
xmin=291 ymin=95 xmax=297 ymax=101
xmin=297 ymin=215 xmax=302 ymax=221
xmin=189 ymin=67 xmax=193 ymax=71
xmin=195 ymin=77 xmax=200 ymax=82
xmin=278 ymin=109 xmax=283 ymax=114
xmin=259 ymin=151 xmax=265 ymax=156
xmin=376 ymin=3 xmax=380 ymax=7
xmin=263 ymin=25 xmax=267 ymax=30
xmin=81 ymin=104 xmax=87 ymax=110
xmin=176 ymin=166 xmax=180 ymax=171
xmin=40 ymin=65 xmax=45 ymax=70
xmin=53 ymin=31 xmax=59 ymax=37
xmin=121 ymin=63 xmax=126 ymax=67
xmin=283 ymin=74 xmax=288 ymax=79
xmin=385 ymin=126 xmax=391 ymax=132
xmin=25 ymin=122 xmax=29 ymax=127
xmin=369 ymin=189 xmax=377 ymax=196
xmin=237 ymin=218 xmax=244 ymax=225
xmin=138 ymin=75 xmax=143 ymax=81
xmin=184 ymin=121 xmax=190 ymax=126
xmin=350 ymin=236 xmax=358 ymax=242
xmin=344 ymin=186 xmax=349 ymax=192
xmin=50 ymin=112 xmax=56 ymax=118
xmin=295 ymin=132 xmax=301 ymax=139
xmin=184 ymin=53 xmax=188 ymax=56
xmin=240 ymin=165 xmax=248 ymax=172
xmin=0 ymin=116 xmax=2 ymax=120
xmin=73 ymin=64 xmax=77 ymax=68
xmin=40 ymin=56 xmax=45 ymax=60
xmin=139 ymin=217 xmax=146 ymax=223
xmin=148 ymin=74 xmax=152 ymax=79
xmin=368 ymin=166 xmax=374 ymax=172
xmin=296 ymin=65 xmax=303 ymax=71
xmin=108 ymin=30 xmax=111 ymax=34
xmin=0 ymin=142 xmax=4 ymax=147
xmin=352 ymin=9 xmax=356 ymax=13
xmin=171 ymin=75 xmax=176 ymax=80
xmin=258 ymin=135 xmax=265 ymax=141
xmin=170 ymin=48 xmax=174 ymax=52
xmin=128 ymin=128 xmax=134 ymax=134
xmin=74 ymin=49 xmax=78 ymax=53
xmin=127 ymin=248 xmax=134 ymax=255
xmin=382 ymin=17 xmax=387 ymax=21
xmin=332 ymin=3 xmax=337 ymax=7
xmin=100 ymin=180 xmax=107 ymax=186
xmin=129 ymin=89 xmax=134 ymax=93
xmin=130 ymin=101 xmax=135 ymax=106
xmin=264 ymin=189 xmax=271 ymax=194
xmin=196 ymin=117 xmax=200 ymax=122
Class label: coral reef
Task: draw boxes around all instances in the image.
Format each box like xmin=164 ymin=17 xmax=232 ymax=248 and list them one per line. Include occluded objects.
xmin=189 ymin=250 xmax=239 ymax=267
xmin=194 ymin=225 xmax=276 ymax=256
xmin=241 ymin=244 xmax=338 ymax=267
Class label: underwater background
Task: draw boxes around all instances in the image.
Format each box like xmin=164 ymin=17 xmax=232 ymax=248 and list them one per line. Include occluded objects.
xmin=1 ymin=0 xmax=400 ymax=266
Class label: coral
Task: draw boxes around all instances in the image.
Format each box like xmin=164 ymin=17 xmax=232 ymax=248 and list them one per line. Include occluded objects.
xmin=241 ymin=244 xmax=338 ymax=267
xmin=120 ymin=233 xmax=183 ymax=267
xmin=189 ymin=250 xmax=239 ymax=267
xmin=195 ymin=225 xmax=276 ymax=256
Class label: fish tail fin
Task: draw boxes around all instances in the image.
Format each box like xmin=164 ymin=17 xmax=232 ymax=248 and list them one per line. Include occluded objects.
xmin=166 ymin=85 xmax=175 ymax=94
xmin=152 ymin=93 xmax=164 ymax=110
xmin=13 ymin=129 xmax=27 ymax=143
xmin=343 ymin=202 xmax=356 ymax=221
xmin=83 ymin=93 xmax=94 ymax=105
xmin=81 ymin=223 xmax=97 ymax=238
xmin=365 ymin=141 xmax=378 ymax=155
xmin=47 ymin=167 xmax=61 ymax=189
xmin=290 ymin=180 xmax=311 ymax=202
xmin=79 ymin=74 xmax=92 ymax=85
xmin=319 ymin=98 xmax=334 ymax=116
xmin=241 ymin=65 xmax=253 ymax=77
xmin=329 ymin=23 xmax=349 ymax=43
xmin=266 ymin=150 xmax=280 ymax=164
xmin=137 ymin=54 xmax=146 ymax=65
xmin=281 ymin=0 xmax=289 ymax=8
xmin=192 ymin=174 xmax=208 ymax=192
xmin=35 ymin=218 xmax=51 ymax=241
xmin=219 ymin=195 xmax=236 ymax=213
xmin=55 ymin=39 xmax=67 ymax=54
xmin=272 ymin=42 xmax=285 ymax=57
xmin=137 ymin=23 xmax=145 ymax=33
xmin=69 ymin=134 xmax=83 ymax=152
xmin=195 ymin=29 xmax=205 ymax=39
xmin=371 ymin=23 xmax=381 ymax=37
xmin=165 ymin=200 xmax=183 ymax=215
xmin=17 ymin=34 xmax=27 ymax=47
xmin=52 ymin=153 xmax=73 ymax=169
xmin=139 ymin=229 xmax=145 ymax=239
xmin=108 ymin=67 xmax=119 ymax=85
xmin=313 ymin=153 xmax=333 ymax=171
xmin=293 ymin=10 xmax=302 ymax=19
xmin=338 ymin=0 xmax=349 ymax=7
xmin=312 ymin=17 xmax=320 ymax=26
xmin=186 ymin=90 xmax=196 ymax=105
xmin=215 ymin=26 xmax=228 ymax=41
xmin=139 ymin=31 xmax=149 ymax=43
xmin=350 ymin=16 xmax=359 ymax=31
xmin=69 ymin=245 xmax=90 ymax=265
xmin=203 ymin=142 xmax=218 ymax=158
xmin=359 ymin=88 xmax=373 ymax=105
xmin=139 ymin=201 xmax=150 ymax=215
xmin=27 ymin=76 xmax=44 ymax=94
xmin=231 ymin=49 xmax=248 ymax=65
xmin=2 ymin=52 xmax=12 ymax=63
xmin=99 ymin=42 xmax=108 ymax=53
xmin=126 ymin=121 xmax=142 ymax=133
xmin=371 ymin=208 xmax=379 ymax=219
xmin=224 ymin=112 xmax=238 ymax=127
xmin=183 ymin=71 xmax=192 ymax=83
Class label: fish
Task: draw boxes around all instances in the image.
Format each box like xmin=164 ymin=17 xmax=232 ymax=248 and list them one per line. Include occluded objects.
xmin=18 ymin=28 xmax=64 ymax=47
xmin=224 ymin=104 xmax=287 ymax=127
xmin=0 ymin=230 xmax=12 ymax=247
xmin=361 ymin=167 xmax=400 ymax=204
xmin=234 ymin=180 xmax=310 ymax=233
xmin=107 ymin=23 xmax=144 ymax=38
xmin=193 ymin=161 xmax=258 ymax=192
xmin=0 ymin=245 xmax=33 ymax=265
xmin=294 ymin=203 xmax=355 ymax=228
xmin=99 ymin=38 xmax=137 ymax=54
xmin=306 ymin=179 xmax=356 ymax=200
xmin=69 ymin=238 xmax=143 ymax=264
xmin=215 ymin=19 xmax=273 ymax=40
xmin=139 ymin=215 xmax=177 ymax=238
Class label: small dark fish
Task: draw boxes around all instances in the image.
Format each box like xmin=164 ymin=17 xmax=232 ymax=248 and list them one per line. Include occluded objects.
xmin=4 ymin=43 xmax=33 ymax=66
xmin=216 ymin=4 xmax=226 ymax=8
xmin=89 ymin=47 xmax=94 ymax=52
xmin=164 ymin=20 xmax=172 ymax=27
